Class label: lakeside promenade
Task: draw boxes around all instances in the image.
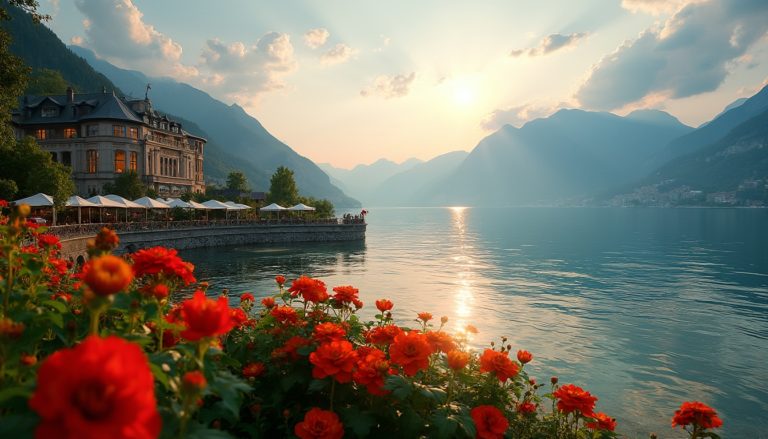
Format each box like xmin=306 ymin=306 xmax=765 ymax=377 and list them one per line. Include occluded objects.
xmin=49 ymin=218 xmax=366 ymax=261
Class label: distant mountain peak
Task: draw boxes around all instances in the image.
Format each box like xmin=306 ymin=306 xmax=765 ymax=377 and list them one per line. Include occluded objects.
xmin=626 ymin=109 xmax=687 ymax=127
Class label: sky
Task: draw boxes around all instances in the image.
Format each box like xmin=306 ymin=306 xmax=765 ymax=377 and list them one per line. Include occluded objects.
xmin=40 ymin=0 xmax=768 ymax=168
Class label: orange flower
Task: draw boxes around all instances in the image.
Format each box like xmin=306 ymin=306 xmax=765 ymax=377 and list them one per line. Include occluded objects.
xmin=82 ymin=255 xmax=134 ymax=296
xmin=20 ymin=354 xmax=37 ymax=366
xmin=140 ymin=283 xmax=169 ymax=300
xmin=465 ymin=324 xmax=478 ymax=334
xmin=131 ymin=246 xmax=195 ymax=285
xmin=179 ymin=291 xmax=234 ymax=341
xmin=446 ymin=350 xmax=470 ymax=371
xmin=425 ymin=331 xmax=456 ymax=353
xmin=553 ymin=384 xmax=597 ymax=417
xmin=313 ymin=322 xmax=347 ymax=344
xmin=353 ymin=347 xmax=390 ymax=396
xmin=417 ymin=312 xmax=432 ymax=322
xmin=270 ymin=305 xmax=299 ymax=325
xmin=272 ymin=336 xmax=310 ymax=361
xmin=93 ymin=227 xmax=120 ymax=251
xmin=389 ymin=331 xmax=433 ymax=376
xmin=37 ymin=234 xmax=61 ymax=251
xmin=230 ymin=308 xmax=249 ymax=328
xmin=479 ymin=349 xmax=519 ymax=382
xmin=288 ymin=276 xmax=328 ymax=303
xmin=365 ymin=325 xmax=403 ymax=345
xmin=28 ymin=336 xmax=161 ymax=439
xmin=586 ymin=412 xmax=617 ymax=431
xmin=294 ymin=408 xmax=344 ymax=439
xmin=309 ymin=340 xmax=357 ymax=383
xmin=517 ymin=402 xmax=537 ymax=415
xmin=0 ymin=318 xmax=25 ymax=338
xmin=517 ymin=349 xmax=533 ymax=364
xmin=243 ymin=362 xmax=266 ymax=378
xmin=240 ymin=292 xmax=255 ymax=302
xmin=181 ymin=371 xmax=207 ymax=392
xmin=275 ymin=275 xmax=286 ymax=286
xmin=261 ymin=297 xmax=276 ymax=308
xmin=375 ymin=299 xmax=393 ymax=312
xmin=331 ymin=285 xmax=359 ymax=304
xmin=672 ymin=401 xmax=722 ymax=430
xmin=470 ymin=405 xmax=509 ymax=439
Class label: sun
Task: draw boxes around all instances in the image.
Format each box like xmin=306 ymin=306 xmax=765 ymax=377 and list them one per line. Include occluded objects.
xmin=445 ymin=76 xmax=480 ymax=108
xmin=453 ymin=85 xmax=476 ymax=106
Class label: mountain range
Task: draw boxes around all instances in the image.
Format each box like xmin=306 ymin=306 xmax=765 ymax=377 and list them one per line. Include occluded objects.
xmin=319 ymin=158 xmax=423 ymax=202
xmin=3 ymin=6 xmax=358 ymax=207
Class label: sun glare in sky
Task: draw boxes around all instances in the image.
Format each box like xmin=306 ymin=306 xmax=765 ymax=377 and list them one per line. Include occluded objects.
xmin=445 ymin=76 xmax=481 ymax=109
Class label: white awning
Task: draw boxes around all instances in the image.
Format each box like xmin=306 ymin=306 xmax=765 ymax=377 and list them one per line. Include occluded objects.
xmin=166 ymin=199 xmax=192 ymax=209
xmin=288 ymin=203 xmax=316 ymax=211
xmin=13 ymin=193 xmax=54 ymax=207
xmin=65 ymin=196 xmax=98 ymax=207
xmin=133 ymin=197 xmax=171 ymax=209
xmin=201 ymin=200 xmax=230 ymax=210
xmin=86 ymin=195 xmax=126 ymax=208
xmin=105 ymin=194 xmax=146 ymax=209
xmin=187 ymin=200 xmax=208 ymax=210
xmin=259 ymin=203 xmax=287 ymax=212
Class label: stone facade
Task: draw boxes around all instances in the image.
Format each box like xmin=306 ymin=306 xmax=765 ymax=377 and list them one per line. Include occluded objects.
xmin=11 ymin=88 xmax=205 ymax=197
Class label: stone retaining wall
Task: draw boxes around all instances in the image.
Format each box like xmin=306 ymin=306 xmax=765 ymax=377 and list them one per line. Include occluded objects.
xmin=59 ymin=223 xmax=366 ymax=262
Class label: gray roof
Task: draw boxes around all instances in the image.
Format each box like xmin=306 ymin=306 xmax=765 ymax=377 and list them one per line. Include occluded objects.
xmin=17 ymin=91 xmax=143 ymax=125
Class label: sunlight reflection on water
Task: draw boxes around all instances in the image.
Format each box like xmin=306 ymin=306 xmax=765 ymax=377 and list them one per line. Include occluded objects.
xmin=181 ymin=207 xmax=768 ymax=438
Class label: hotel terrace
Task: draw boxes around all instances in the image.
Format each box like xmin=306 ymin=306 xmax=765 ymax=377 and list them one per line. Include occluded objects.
xmin=11 ymin=87 xmax=205 ymax=197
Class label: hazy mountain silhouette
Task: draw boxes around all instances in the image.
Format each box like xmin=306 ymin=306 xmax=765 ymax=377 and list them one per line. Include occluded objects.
xmin=319 ymin=158 xmax=422 ymax=203
xmin=425 ymin=109 xmax=693 ymax=206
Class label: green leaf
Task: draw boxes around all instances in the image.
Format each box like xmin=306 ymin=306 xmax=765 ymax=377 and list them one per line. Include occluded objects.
xmin=339 ymin=406 xmax=376 ymax=436
xmin=0 ymin=386 xmax=33 ymax=405
xmin=430 ymin=411 xmax=459 ymax=438
xmin=148 ymin=362 xmax=169 ymax=389
xmin=0 ymin=413 xmax=37 ymax=438
xmin=384 ymin=375 xmax=413 ymax=400
xmin=307 ymin=379 xmax=328 ymax=393
xmin=40 ymin=299 xmax=67 ymax=313
xmin=185 ymin=423 xmax=236 ymax=439
xmin=209 ymin=370 xmax=251 ymax=419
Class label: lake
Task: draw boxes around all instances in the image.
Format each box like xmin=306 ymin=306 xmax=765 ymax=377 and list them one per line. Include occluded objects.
xmin=180 ymin=207 xmax=768 ymax=437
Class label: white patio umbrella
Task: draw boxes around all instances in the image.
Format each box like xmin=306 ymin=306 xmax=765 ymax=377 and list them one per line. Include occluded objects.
xmin=288 ymin=203 xmax=316 ymax=211
xmin=13 ymin=193 xmax=56 ymax=225
xmin=187 ymin=200 xmax=208 ymax=210
xmin=65 ymin=195 xmax=98 ymax=224
xmin=260 ymin=202 xmax=286 ymax=220
xmin=87 ymin=195 xmax=125 ymax=223
xmin=166 ymin=199 xmax=192 ymax=209
xmin=105 ymin=194 xmax=146 ymax=222
xmin=133 ymin=196 xmax=170 ymax=220
xmin=202 ymin=199 xmax=231 ymax=219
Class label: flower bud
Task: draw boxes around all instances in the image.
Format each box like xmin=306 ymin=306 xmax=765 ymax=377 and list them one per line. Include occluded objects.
xmin=550 ymin=376 xmax=559 ymax=385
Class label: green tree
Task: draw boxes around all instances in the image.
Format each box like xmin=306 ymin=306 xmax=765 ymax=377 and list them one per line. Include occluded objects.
xmin=266 ymin=166 xmax=299 ymax=206
xmin=0 ymin=178 xmax=18 ymax=200
xmin=298 ymin=196 xmax=335 ymax=219
xmin=24 ymin=67 xmax=67 ymax=94
xmin=0 ymin=136 xmax=74 ymax=206
xmin=102 ymin=171 xmax=147 ymax=199
xmin=226 ymin=171 xmax=249 ymax=192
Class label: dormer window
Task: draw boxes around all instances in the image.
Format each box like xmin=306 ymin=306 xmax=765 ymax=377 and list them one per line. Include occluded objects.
xmin=160 ymin=122 xmax=168 ymax=130
xmin=41 ymin=106 xmax=58 ymax=118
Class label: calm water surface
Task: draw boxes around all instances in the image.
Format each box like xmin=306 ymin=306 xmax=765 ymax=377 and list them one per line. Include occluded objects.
xmin=181 ymin=207 xmax=768 ymax=438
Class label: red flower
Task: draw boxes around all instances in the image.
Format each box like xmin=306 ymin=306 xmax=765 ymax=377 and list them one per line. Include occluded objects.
xmin=140 ymin=283 xmax=169 ymax=300
xmin=517 ymin=402 xmax=537 ymax=415
xmin=553 ymin=384 xmax=597 ymax=417
xmin=275 ymin=275 xmax=286 ymax=286
xmin=365 ymin=325 xmax=403 ymax=346
xmin=479 ymin=349 xmax=519 ymax=382
xmin=586 ymin=412 xmax=617 ymax=431
xmin=353 ymin=347 xmax=390 ymax=396
xmin=309 ymin=340 xmax=357 ymax=383
xmin=672 ymin=401 xmax=722 ymax=430
xmin=375 ymin=299 xmax=393 ymax=312
xmin=271 ymin=305 xmax=299 ymax=325
xmin=294 ymin=408 xmax=344 ymax=439
xmin=446 ymin=350 xmax=470 ymax=371
xmin=261 ymin=297 xmax=276 ymax=308
xmin=181 ymin=371 xmax=207 ymax=392
xmin=179 ymin=291 xmax=234 ymax=341
xmin=517 ymin=349 xmax=533 ymax=364
xmin=272 ymin=336 xmax=311 ymax=361
xmin=131 ymin=246 xmax=195 ymax=285
xmin=81 ymin=255 xmax=134 ymax=296
xmin=28 ymin=336 xmax=161 ymax=439
xmin=389 ymin=331 xmax=433 ymax=376
xmin=240 ymin=292 xmax=255 ymax=302
xmin=417 ymin=312 xmax=432 ymax=322
xmin=20 ymin=354 xmax=37 ymax=366
xmin=288 ymin=276 xmax=328 ymax=303
xmin=37 ymin=234 xmax=61 ymax=251
xmin=230 ymin=308 xmax=249 ymax=328
xmin=313 ymin=322 xmax=347 ymax=344
xmin=425 ymin=331 xmax=456 ymax=353
xmin=0 ymin=199 xmax=7 ymax=208
xmin=243 ymin=362 xmax=266 ymax=378
xmin=331 ymin=285 xmax=359 ymax=304
xmin=92 ymin=227 xmax=120 ymax=251
xmin=470 ymin=405 xmax=509 ymax=439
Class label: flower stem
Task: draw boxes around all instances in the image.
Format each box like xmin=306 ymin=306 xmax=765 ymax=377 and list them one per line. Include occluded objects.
xmin=156 ymin=298 xmax=164 ymax=351
xmin=89 ymin=308 xmax=101 ymax=335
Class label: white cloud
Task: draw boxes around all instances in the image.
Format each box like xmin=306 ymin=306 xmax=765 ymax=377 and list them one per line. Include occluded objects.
xmin=73 ymin=0 xmax=193 ymax=78
xmin=304 ymin=28 xmax=330 ymax=49
xmin=360 ymin=72 xmax=416 ymax=99
xmin=198 ymin=32 xmax=297 ymax=105
xmin=320 ymin=43 xmax=358 ymax=65
xmin=577 ymin=0 xmax=768 ymax=110
xmin=621 ymin=0 xmax=703 ymax=15
xmin=480 ymin=103 xmax=563 ymax=131
xmin=510 ymin=32 xmax=589 ymax=57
